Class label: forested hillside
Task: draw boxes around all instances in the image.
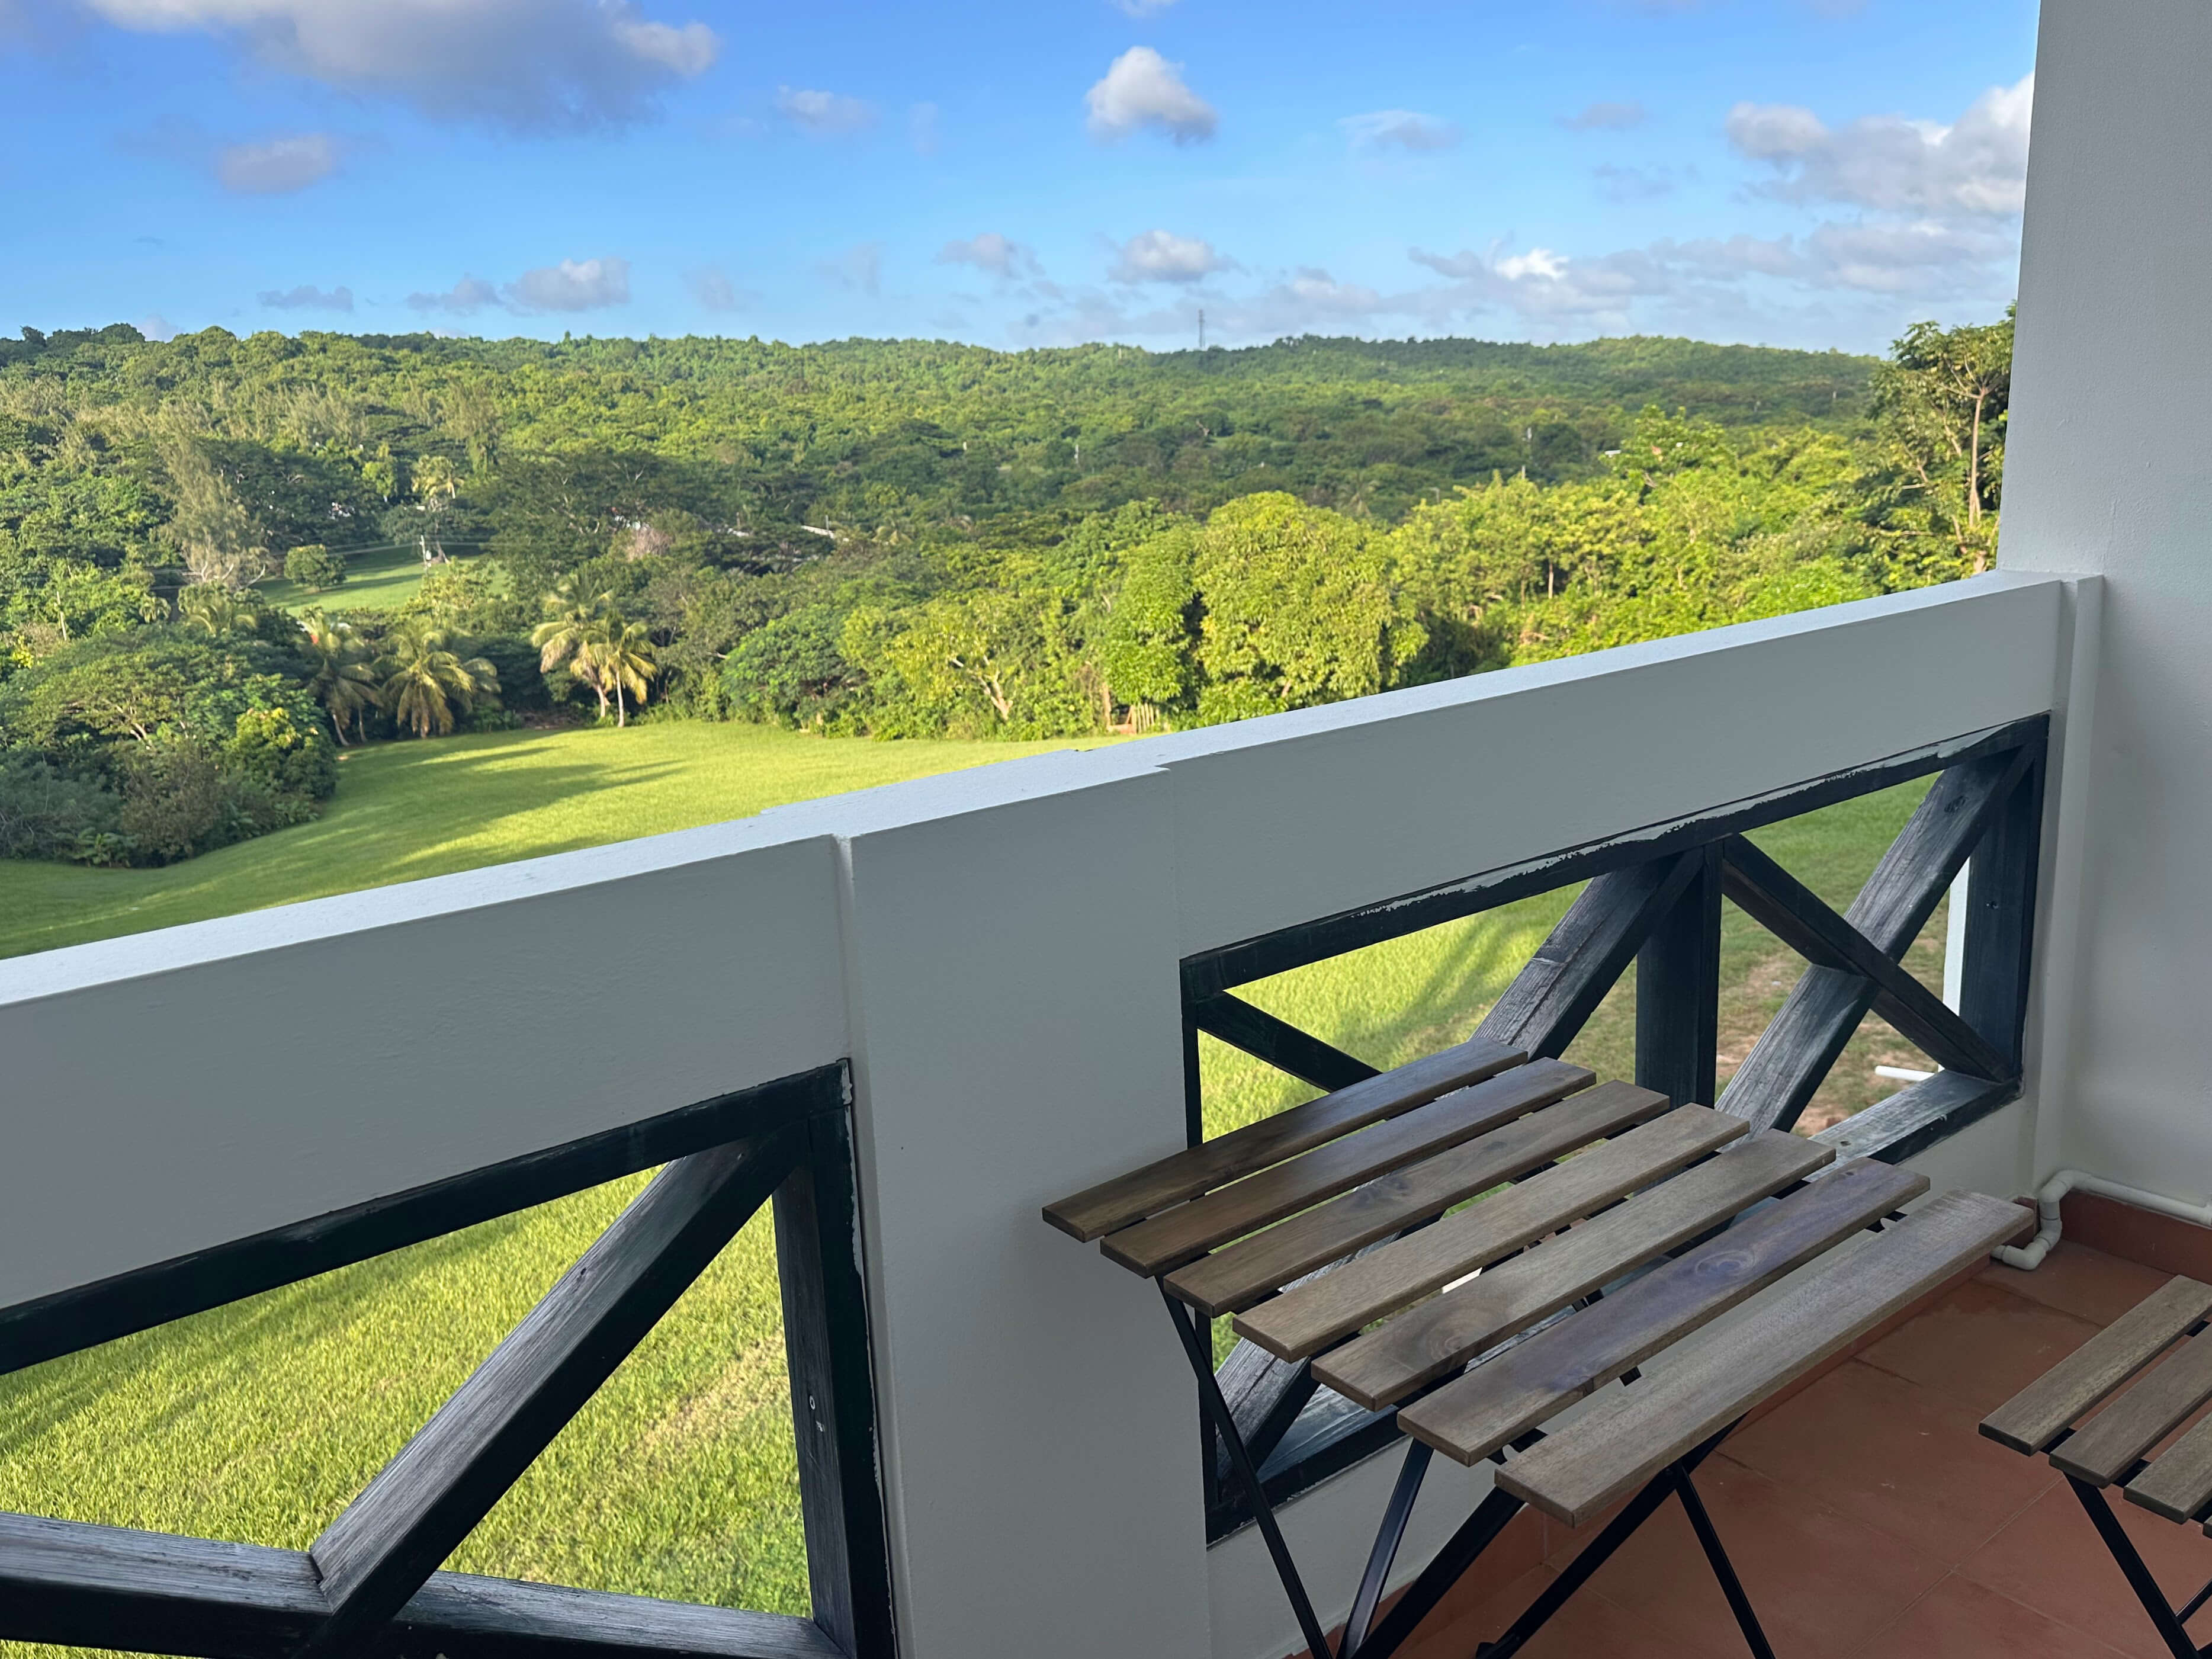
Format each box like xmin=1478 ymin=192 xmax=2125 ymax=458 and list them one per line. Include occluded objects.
xmin=0 ymin=320 xmax=2009 ymax=868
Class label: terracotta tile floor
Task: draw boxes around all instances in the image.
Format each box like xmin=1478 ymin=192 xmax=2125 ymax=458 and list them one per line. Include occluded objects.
xmin=1366 ymin=1241 xmax=2212 ymax=1659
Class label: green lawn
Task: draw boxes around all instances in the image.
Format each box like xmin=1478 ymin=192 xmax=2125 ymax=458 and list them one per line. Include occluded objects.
xmin=0 ymin=721 xmax=1081 ymax=961
xmin=0 ymin=726 xmax=1947 ymax=1659
xmin=252 ymin=543 xmax=441 ymax=612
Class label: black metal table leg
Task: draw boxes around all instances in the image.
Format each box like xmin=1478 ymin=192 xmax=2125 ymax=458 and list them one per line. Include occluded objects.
xmin=1162 ymin=1286 xmax=1337 ymax=1659
xmin=1341 ymin=1439 xmax=1433 ymax=1658
xmin=1346 ymin=1485 xmax=1526 ymax=1659
xmin=1671 ymin=1464 xmax=1777 ymax=1659
xmin=2067 ymin=1476 xmax=2201 ymax=1659
xmin=1472 ymin=1421 xmax=1748 ymax=1659
xmin=2179 ymin=1571 xmax=2212 ymax=1626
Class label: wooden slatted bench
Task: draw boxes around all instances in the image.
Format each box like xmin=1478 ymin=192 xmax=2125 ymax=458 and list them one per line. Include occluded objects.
xmin=1047 ymin=1041 xmax=2033 ymax=1659
xmin=1982 ymin=1275 xmax=2212 ymax=1658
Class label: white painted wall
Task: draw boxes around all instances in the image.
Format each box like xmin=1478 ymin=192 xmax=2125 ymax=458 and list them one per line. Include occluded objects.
xmin=1999 ymin=0 xmax=2212 ymax=1198
xmin=0 ymin=576 xmax=2078 ymax=1659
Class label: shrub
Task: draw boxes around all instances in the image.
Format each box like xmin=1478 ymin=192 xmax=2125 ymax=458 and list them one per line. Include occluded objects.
xmin=117 ymin=742 xmax=230 ymax=864
xmin=226 ymin=703 xmax=338 ymax=802
xmin=724 ymin=606 xmax=861 ymax=728
xmin=0 ymin=753 xmax=122 ymax=860
xmin=470 ymin=634 xmax=549 ymax=709
xmin=284 ymin=544 xmax=347 ymax=591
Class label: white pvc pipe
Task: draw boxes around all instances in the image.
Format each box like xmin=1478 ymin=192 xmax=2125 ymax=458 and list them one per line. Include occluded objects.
xmin=1993 ymin=1169 xmax=2212 ymax=1269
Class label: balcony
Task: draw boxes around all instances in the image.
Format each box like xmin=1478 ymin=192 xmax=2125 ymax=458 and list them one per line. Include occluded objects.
xmin=6 ymin=4 xmax=2212 ymax=1651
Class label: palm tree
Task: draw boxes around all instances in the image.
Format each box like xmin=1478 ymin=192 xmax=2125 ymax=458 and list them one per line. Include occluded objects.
xmin=380 ymin=621 xmax=499 ymax=738
xmin=177 ymin=583 xmax=259 ymax=636
xmin=533 ymin=585 xmax=659 ymax=726
xmin=598 ymin=614 xmax=658 ymax=727
xmin=297 ymin=608 xmax=381 ymax=746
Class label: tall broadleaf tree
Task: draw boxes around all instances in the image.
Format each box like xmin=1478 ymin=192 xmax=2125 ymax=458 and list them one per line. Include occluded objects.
xmin=1858 ymin=311 xmax=2014 ymax=585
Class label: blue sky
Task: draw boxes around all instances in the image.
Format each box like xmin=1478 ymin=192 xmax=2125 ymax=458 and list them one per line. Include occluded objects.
xmin=0 ymin=0 xmax=2040 ymax=352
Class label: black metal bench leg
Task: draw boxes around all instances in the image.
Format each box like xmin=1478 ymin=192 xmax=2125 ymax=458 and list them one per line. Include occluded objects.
xmin=2066 ymin=1475 xmax=2203 ymax=1659
xmin=1161 ymin=1285 xmax=1336 ymax=1659
xmin=1671 ymin=1464 xmax=1777 ymax=1659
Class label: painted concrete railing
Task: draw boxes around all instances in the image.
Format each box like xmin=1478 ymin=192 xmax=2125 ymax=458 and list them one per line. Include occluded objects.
xmin=0 ymin=570 xmax=2097 ymax=1659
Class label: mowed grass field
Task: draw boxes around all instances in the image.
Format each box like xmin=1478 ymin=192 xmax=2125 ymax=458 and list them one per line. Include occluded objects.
xmin=0 ymin=721 xmax=1085 ymax=961
xmin=0 ymin=721 xmax=1944 ymax=1659
xmin=251 ymin=543 xmax=441 ymax=612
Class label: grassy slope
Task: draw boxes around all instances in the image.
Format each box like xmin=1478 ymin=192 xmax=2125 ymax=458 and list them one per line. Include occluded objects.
xmin=0 ymin=721 xmax=1078 ymax=961
xmin=0 ymin=731 xmax=1943 ymax=1659
xmin=252 ymin=543 xmax=435 ymax=612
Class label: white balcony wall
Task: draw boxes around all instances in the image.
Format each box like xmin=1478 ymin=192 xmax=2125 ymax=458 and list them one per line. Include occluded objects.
xmin=2001 ymin=0 xmax=2212 ymax=1197
xmin=0 ymin=575 xmax=2079 ymax=1659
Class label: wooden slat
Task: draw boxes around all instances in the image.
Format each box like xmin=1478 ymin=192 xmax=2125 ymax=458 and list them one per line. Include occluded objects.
xmin=304 ymin=1129 xmax=804 ymax=1652
xmin=1719 ymin=749 xmax=2031 ymax=1135
xmin=2050 ymin=1329 xmax=2212 ymax=1488
xmin=1099 ymin=1059 xmax=1592 ymax=1278
xmin=2128 ymin=1414 xmax=2212 ymax=1524
xmin=1495 ymin=1190 xmax=2034 ymax=1525
xmin=1475 ymin=856 xmax=1699 ymax=1059
xmin=1980 ymin=1275 xmax=2212 ymax=1456
xmin=1167 ymin=1079 xmax=1664 ymax=1318
xmin=1234 ymin=1105 xmax=1747 ymax=1361
xmin=1312 ymin=1129 xmax=1832 ymax=1410
xmin=1042 ymin=1037 xmax=1525 ymax=1243
xmin=1401 ymin=1157 xmax=1928 ymax=1464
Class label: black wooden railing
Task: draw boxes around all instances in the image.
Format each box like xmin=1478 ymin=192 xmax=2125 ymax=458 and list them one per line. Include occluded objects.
xmin=0 ymin=1064 xmax=895 ymax=1659
xmin=1183 ymin=715 xmax=2047 ymax=1539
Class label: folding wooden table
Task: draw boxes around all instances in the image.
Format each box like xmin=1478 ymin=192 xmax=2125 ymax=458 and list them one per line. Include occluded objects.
xmin=1046 ymin=1038 xmax=2031 ymax=1659
xmin=1983 ymin=1273 xmax=2212 ymax=1658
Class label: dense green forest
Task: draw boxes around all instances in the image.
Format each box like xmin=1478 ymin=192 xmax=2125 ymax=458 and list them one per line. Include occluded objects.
xmin=0 ymin=319 xmax=2010 ymax=868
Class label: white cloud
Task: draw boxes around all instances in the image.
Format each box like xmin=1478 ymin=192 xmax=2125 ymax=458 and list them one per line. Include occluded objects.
xmin=137 ymin=313 xmax=175 ymax=341
xmin=1110 ymin=229 xmax=1231 ymax=284
xmin=818 ymin=242 xmax=884 ymax=296
xmin=258 ymin=283 xmax=354 ymax=311
xmin=685 ymin=265 xmax=751 ymax=311
xmin=1341 ymin=110 xmax=1460 ymax=153
xmin=216 ymin=131 xmax=336 ymax=194
xmin=775 ymin=86 xmax=877 ymax=137
xmin=1112 ymin=0 xmax=1178 ymax=14
xmin=1593 ymin=162 xmax=1682 ymax=201
xmin=1411 ymin=243 xmax=1672 ymax=326
xmin=1561 ymin=100 xmax=1648 ymax=131
xmin=909 ymin=101 xmax=941 ymax=155
xmin=1728 ymin=74 xmax=2032 ymax=217
xmin=1086 ymin=47 xmax=1216 ymax=144
xmin=938 ymin=232 xmax=1039 ymax=280
xmin=406 ymin=276 xmax=503 ymax=315
xmin=78 ymin=0 xmax=718 ymax=128
xmin=506 ymin=255 xmax=630 ymax=310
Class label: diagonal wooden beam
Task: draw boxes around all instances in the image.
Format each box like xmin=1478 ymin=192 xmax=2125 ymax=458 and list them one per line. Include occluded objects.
xmin=299 ymin=1127 xmax=806 ymax=1654
xmin=1188 ymin=991 xmax=1381 ymax=1093
xmin=1718 ymin=747 xmax=2035 ymax=1134
xmin=1718 ymin=835 xmax=2017 ymax=1083
xmin=1476 ymin=852 xmax=1704 ymax=1059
